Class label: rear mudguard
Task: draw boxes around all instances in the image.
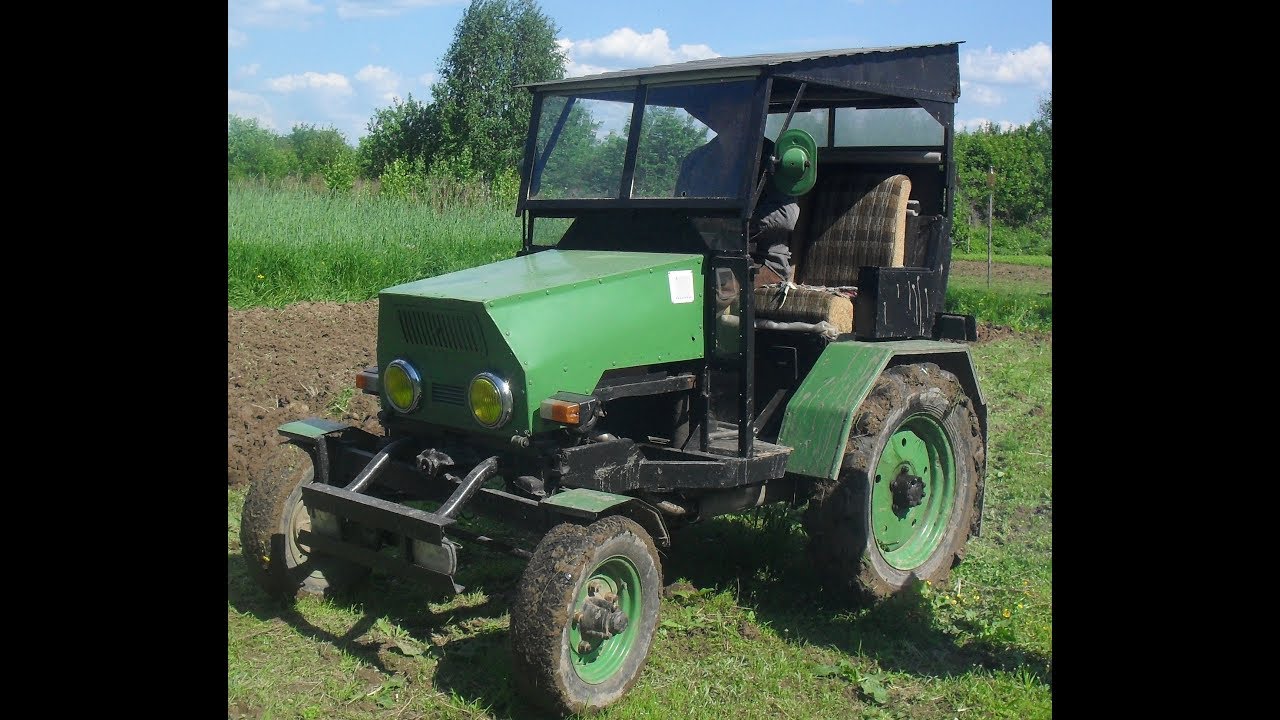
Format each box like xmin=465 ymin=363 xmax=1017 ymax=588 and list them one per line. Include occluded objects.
xmin=776 ymin=339 xmax=987 ymax=532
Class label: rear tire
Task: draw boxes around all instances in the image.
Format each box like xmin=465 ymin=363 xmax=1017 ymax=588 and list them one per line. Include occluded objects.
xmin=804 ymin=363 xmax=984 ymax=602
xmin=239 ymin=443 xmax=369 ymax=599
xmin=510 ymin=517 xmax=662 ymax=715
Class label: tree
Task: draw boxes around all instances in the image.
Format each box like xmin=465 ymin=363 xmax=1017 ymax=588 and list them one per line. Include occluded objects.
xmin=228 ymin=115 xmax=293 ymax=180
xmin=431 ymin=0 xmax=565 ymax=179
xmin=356 ymin=94 xmax=439 ymax=179
xmin=288 ymin=124 xmax=354 ymax=181
xmin=1029 ymin=91 xmax=1052 ymax=136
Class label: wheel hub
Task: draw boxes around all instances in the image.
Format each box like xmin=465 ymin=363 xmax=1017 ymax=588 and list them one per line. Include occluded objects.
xmin=286 ymin=498 xmax=313 ymax=563
xmin=569 ymin=557 xmax=642 ymax=684
xmin=890 ymin=469 xmax=925 ymax=513
xmin=573 ymin=581 xmax=630 ymax=653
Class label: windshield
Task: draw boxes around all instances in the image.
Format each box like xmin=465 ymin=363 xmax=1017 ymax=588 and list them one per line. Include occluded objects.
xmin=528 ymin=79 xmax=758 ymax=202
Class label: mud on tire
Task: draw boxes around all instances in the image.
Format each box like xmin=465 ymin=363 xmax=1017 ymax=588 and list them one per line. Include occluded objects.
xmin=804 ymin=362 xmax=985 ymax=603
xmin=510 ymin=516 xmax=662 ymax=716
xmin=239 ymin=442 xmax=369 ymax=599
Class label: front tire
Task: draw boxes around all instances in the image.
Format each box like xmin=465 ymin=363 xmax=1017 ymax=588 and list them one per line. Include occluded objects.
xmin=239 ymin=443 xmax=369 ymax=599
xmin=510 ymin=516 xmax=662 ymax=715
xmin=804 ymin=363 xmax=984 ymax=602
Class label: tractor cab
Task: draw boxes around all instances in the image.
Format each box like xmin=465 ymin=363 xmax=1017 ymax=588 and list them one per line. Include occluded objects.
xmin=516 ymin=42 xmax=976 ymax=465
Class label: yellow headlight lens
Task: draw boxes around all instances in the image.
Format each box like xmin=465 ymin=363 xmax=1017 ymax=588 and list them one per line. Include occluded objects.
xmin=468 ymin=373 xmax=511 ymax=427
xmin=384 ymin=360 xmax=421 ymax=412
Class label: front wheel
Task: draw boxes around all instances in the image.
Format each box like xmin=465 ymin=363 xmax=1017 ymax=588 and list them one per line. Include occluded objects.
xmin=239 ymin=443 xmax=369 ymax=599
xmin=804 ymin=363 xmax=985 ymax=602
xmin=510 ymin=516 xmax=662 ymax=715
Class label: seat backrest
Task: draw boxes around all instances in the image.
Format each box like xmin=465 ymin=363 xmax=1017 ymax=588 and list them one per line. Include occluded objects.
xmin=795 ymin=173 xmax=912 ymax=287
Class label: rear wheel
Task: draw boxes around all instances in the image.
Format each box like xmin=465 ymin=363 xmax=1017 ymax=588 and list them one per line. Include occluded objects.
xmin=804 ymin=363 xmax=984 ymax=602
xmin=239 ymin=443 xmax=369 ymax=599
xmin=510 ymin=516 xmax=662 ymax=715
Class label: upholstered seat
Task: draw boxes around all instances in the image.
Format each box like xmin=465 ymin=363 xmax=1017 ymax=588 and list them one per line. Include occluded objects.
xmin=754 ymin=173 xmax=913 ymax=334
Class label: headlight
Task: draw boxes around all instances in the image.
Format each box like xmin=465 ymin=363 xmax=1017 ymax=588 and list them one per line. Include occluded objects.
xmin=468 ymin=372 xmax=513 ymax=428
xmin=383 ymin=359 xmax=422 ymax=413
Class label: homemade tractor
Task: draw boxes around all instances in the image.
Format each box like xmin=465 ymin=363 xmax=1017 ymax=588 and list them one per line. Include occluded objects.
xmin=241 ymin=42 xmax=985 ymax=715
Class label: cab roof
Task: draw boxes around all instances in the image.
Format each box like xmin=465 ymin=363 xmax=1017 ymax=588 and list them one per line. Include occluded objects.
xmin=521 ymin=42 xmax=962 ymax=104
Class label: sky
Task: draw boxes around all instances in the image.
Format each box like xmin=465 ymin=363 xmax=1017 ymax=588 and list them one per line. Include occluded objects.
xmin=228 ymin=0 xmax=1051 ymax=145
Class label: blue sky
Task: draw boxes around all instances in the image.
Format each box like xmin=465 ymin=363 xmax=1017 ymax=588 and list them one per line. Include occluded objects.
xmin=228 ymin=0 xmax=1051 ymax=144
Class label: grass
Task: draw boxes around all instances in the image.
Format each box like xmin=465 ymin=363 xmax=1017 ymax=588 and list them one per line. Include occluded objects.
xmin=228 ymin=183 xmax=521 ymax=309
xmin=951 ymin=253 xmax=1052 ymax=268
xmin=227 ymin=333 xmax=1052 ymax=719
xmin=944 ymin=286 xmax=1052 ymax=333
xmin=228 ymin=185 xmax=1052 ymax=332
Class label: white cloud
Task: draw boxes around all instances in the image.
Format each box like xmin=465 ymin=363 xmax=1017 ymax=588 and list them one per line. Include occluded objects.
xmin=229 ymin=0 xmax=324 ymax=30
xmin=960 ymin=81 xmax=1003 ymax=106
xmin=356 ymin=64 xmax=402 ymax=102
xmin=239 ymin=63 xmax=261 ymax=77
xmin=957 ymin=117 xmax=1026 ymax=133
xmin=229 ymin=26 xmax=247 ymax=48
xmin=229 ymin=90 xmax=275 ymax=129
xmin=337 ymin=0 xmax=461 ymax=19
xmin=565 ymin=60 xmax=614 ymax=78
xmin=419 ymin=72 xmax=438 ymax=89
xmin=962 ymin=43 xmax=1051 ymax=88
xmin=265 ymin=71 xmax=353 ymax=95
xmin=559 ymin=28 xmax=719 ymax=77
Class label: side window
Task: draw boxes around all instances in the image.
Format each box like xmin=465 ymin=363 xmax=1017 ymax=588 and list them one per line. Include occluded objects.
xmin=764 ymin=109 xmax=830 ymax=146
xmin=833 ymin=107 xmax=943 ymax=147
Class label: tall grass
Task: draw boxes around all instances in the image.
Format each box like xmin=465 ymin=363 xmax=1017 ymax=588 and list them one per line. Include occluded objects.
xmin=228 ymin=182 xmax=521 ymax=308
xmin=229 ymin=184 xmax=1051 ymax=332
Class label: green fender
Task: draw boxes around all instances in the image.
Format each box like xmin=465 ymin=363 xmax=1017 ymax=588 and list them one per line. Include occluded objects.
xmin=277 ymin=418 xmax=349 ymax=444
xmin=777 ymin=339 xmax=987 ymax=481
xmin=541 ymin=488 xmax=671 ymax=548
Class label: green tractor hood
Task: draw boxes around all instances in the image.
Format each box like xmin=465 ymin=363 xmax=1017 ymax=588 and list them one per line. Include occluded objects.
xmin=377 ymin=249 xmax=705 ymax=437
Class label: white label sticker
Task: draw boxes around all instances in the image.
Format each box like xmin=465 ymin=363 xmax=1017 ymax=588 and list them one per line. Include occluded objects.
xmin=668 ymin=269 xmax=695 ymax=304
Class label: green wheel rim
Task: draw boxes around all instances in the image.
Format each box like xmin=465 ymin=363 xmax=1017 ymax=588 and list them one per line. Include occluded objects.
xmin=870 ymin=413 xmax=956 ymax=570
xmin=569 ymin=555 xmax=642 ymax=684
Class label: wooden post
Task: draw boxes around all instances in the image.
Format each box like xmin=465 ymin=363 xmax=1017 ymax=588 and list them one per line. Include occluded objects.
xmin=986 ymin=166 xmax=995 ymax=289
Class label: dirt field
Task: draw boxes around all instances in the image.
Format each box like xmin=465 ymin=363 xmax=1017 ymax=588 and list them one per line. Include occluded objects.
xmin=227 ymin=262 xmax=1049 ymax=487
xmin=950 ymin=259 xmax=1051 ymax=284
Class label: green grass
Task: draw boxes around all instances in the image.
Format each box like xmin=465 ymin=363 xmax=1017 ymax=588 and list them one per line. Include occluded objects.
xmin=944 ymin=286 xmax=1052 ymax=333
xmin=952 ymin=253 xmax=1052 ymax=268
xmin=227 ymin=334 xmax=1052 ymax=719
xmin=229 ymin=187 xmax=1052 ymax=332
xmin=228 ymin=183 xmax=521 ymax=309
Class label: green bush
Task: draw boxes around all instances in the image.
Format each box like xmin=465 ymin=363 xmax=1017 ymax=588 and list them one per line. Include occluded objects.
xmin=323 ymin=153 xmax=358 ymax=194
xmin=953 ymin=213 xmax=1052 ymax=256
xmin=491 ymin=166 xmax=520 ymax=207
xmin=378 ymin=157 xmax=427 ymax=201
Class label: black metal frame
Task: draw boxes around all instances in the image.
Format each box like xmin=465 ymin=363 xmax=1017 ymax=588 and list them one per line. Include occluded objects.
xmin=514 ymin=51 xmax=966 ymax=466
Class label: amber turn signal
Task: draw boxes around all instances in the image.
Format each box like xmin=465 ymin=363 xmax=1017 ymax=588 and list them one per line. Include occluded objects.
xmin=539 ymin=392 xmax=599 ymax=426
xmin=541 ymin=398 xmax=582 ymax=424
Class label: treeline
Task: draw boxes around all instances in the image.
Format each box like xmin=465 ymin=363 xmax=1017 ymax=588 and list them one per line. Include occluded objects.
xmin=952 ymin=94 xmax=1052 ymax=255
xmin=228 ymin=0 xmax=561 ymax=202
xmin=228 ymin=0 xmax=1050 ymax=253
